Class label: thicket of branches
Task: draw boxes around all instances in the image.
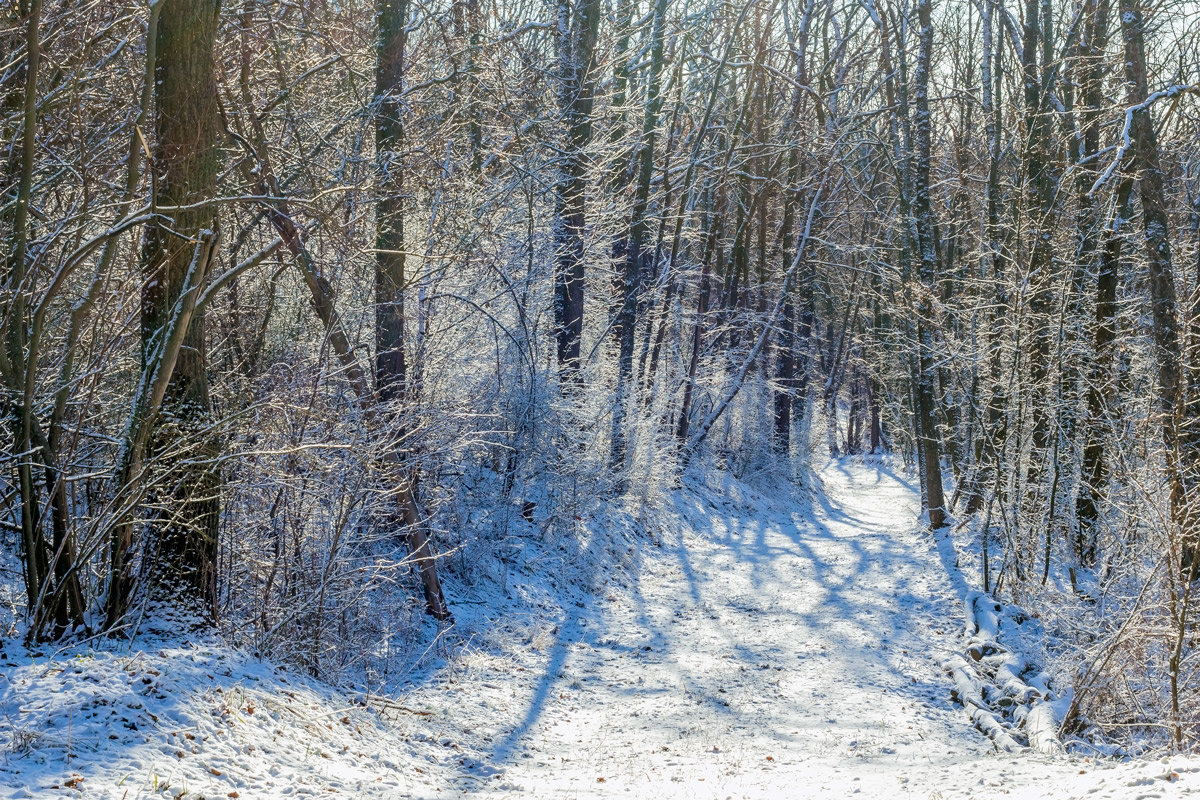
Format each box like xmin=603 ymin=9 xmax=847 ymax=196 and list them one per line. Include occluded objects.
xmin=2 ymin=0 xmax=1199 ymax=749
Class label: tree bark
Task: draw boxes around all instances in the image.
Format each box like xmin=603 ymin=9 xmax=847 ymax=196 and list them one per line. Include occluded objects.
xmin=912 ymin=0 xmax=948 ymax=529
xmin=610 ymin=0 xmax=668 ymax=469
xmin=552 ymin=0 xmax=600 ymax=379
xmin=376 ymin=0 xmax=411 ymax=403
xmin=1066 ymin=0 xmax=1111 ymax=564
xmin=1020 ymin=0 xmax=1059 ymax=485
xmin=376 ymin=0 xmax=451 ymax=621
xmin=136 ymin=0 xmax=223 ymax=619
xmin=1118 ymin=0 xmax=1198 ymax=572
xmin=1075 ymin=175 xmax=1131 ymax=564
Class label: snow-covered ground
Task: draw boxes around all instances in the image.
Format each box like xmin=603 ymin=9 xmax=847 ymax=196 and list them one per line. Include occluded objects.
xmin=3 ymin=458 xmax=1197 ymax=798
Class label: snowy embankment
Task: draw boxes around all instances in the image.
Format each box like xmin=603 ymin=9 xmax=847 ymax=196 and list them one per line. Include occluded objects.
xmin=3 ymin=459 xmax=1198 ymax=798
xmin=0 ymin=638 xmax=489 ymax=798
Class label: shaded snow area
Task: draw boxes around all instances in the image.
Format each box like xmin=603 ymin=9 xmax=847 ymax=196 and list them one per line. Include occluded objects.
xmin=3 ymin=459 xmax=1199 ymax=799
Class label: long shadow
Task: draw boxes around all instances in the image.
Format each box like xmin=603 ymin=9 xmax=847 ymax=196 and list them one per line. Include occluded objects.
xmin=621 ymin=464 xmax=895 ymax=669
xmin=485 ymin=605 xmax=583 ymax=763
xmin=481 ymin=493 xmax=674 ymax=766
xmin=651 ymin=461 xmax=940 ymax=695
xmin=673 ymin=459 xmax=965 ymax=715
xmin=456 ymin=456 xmax=968 ymax=788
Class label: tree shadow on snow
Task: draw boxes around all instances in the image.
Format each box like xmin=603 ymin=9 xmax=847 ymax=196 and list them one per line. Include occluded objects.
xmin=461 ymin=457 xmax=963 ymax=783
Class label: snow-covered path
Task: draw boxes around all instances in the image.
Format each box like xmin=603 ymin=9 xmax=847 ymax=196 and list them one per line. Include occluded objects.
xmin=3 ymin=459 xmax=1197 ymax=798
xmin=406 ymin=459 xmax=1198 ymax=799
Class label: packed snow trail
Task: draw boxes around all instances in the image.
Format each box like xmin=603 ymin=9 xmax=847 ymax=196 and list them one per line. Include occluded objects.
xmin=400 ymin=459 xmax=1197 ymax=798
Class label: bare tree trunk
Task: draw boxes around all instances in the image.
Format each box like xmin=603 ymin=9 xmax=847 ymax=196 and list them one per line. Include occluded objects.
xmin=1019 ymin=0 xmax=1060 ymax=524
xmin=1075 ymin=175 xmax=1131 ymax=564
xmin=676 ymin=196 xmax=720 ymax=444
xmin=125 ymin=0 xmax=223 ymax=621
xmin=2 ymin=0 xmax=52 ymax=631
xmin=774 ymin=298 xmax=796 ymax=453
xmin=868 ymin=374 xmax=883 ymax=453
xmin=610 ymin=0 xmax=667 ymax=469
xmin=912 ymin=0 xmax=947 ymax=529
xmin=376 ymin=0 xmax=411 ymax=402
xmin=376 ymin=0 xmax=451 ymax=621
xmin=1118 ymin=0 xmax=1198 ymax=573
xmin=552 ymin=0 xmax=600 ymax=379
xmin=772 ymin=0 xmax=815 ymax=455
xmin=964 ymin=0 xmax=1008 ymax=516
xmin=1066 ymin=0 xmax=1110 ymax=564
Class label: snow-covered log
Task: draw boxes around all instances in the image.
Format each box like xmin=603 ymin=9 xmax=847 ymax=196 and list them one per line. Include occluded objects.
xmin=942 ymin=585 xmax=1067 ymax=754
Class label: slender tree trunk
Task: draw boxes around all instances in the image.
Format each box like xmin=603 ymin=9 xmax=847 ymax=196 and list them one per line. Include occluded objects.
xmin=376 ymin=0 xmax=451 ymax=621
xmin=552 ymin=0 xmax=601 ymax=379
xmin=610 ymin=0 xmax=668 ymax=469
xmin=1067 ymin=0 xmax=1111 ymax=564
xmin=676 ymin=196 xmax=720 ymax=443
xmin=376 ymin=0 xmax=410 ymax=403
xmin=773 ymin=0 xmax=815 ymax=455
xmin=1075 ymin=176 xmax=1131 ymax=564
xmin=774 ymin=298 xmax=796 ymax=453
xmin=912 ymin=0 xmax=947 ymax=529
xmin=868 ymin=374 xmax=883 ymax=453
xmin=3 ymin=0 xmax=50 ymax=630
xmin=1019 ymin=0 xmax=1059 ymax=508
xmin=964 ymin=0 xmax=1008 ymax=517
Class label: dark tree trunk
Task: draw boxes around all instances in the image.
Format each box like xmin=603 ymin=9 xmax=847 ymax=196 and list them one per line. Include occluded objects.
xmin=1020 ymin=0 xmax=1059 ymax=501
xmin=676 ymin=198 xmax=720 ymax=444
xmin=912 ymin=0 xmax=947 ymax=529
xmin=772 ymin=1 xmax=815 ymax=455
xmin=1075 ymin=176 xmax=1131 ymax=564
xmin=1 ymin=0 xmax=74 ymax=637
xmin=552 ymin=0 xmax=601 ymax=379
xmin=1118 ymin=0 xmax=1199 ymax=573
xmin=868 ymin=376 xmax=883 ymax=453
xmin=1067 ymin=0 xmax=1112 ymax=564
xmin=610 ymin=0 xmax=668 ymax=468
xmin=376 ymin=0 xmax=410 ymax=403
xmin=774 ymin=299 xmax=796 ymax=453
xmin=376 ymin=0 xmax=451 ymax=621
xmin=136 ymin=0 xmax=223 ymax=619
